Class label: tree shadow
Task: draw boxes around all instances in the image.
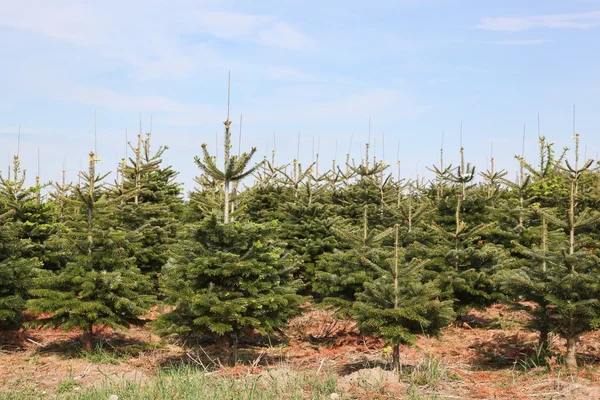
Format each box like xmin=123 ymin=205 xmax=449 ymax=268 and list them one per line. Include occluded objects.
xmin=31 ymin=331 xmax=159 ymax=361
xmin=157 ymin=343 xmax=285 ymax=372
xmin=468 ymin=330 xmax=600 ymax=371
xmin=458 ymin=313 xmax=499 ymax=329
xmin=337 ymin=358 xmax=394 ymax=375
xmin=469 ymin=331 xmax=545 ymax=370
xmin=0 ymin=329 xmax=27 ymax=352
xmin=577 ymin=351 xmax=600 ymax=366
xmin=156 ymin=331 xmax=290 ymax=371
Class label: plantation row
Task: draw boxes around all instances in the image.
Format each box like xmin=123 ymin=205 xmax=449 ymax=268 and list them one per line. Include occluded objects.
xmin=1 ymin=118 xmax=599 ymax=371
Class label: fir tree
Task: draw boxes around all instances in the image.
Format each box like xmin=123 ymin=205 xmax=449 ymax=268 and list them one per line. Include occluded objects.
xmin=496 ymin=136 xmax=561 ymax=353
xmin=314 ymin=205 xmax=392 ymax=315
xmin=429 ymin=193 xmax=507 ymax=317
xmin=425 ymin=146 xmax=508 ymax=317
xmin=241 ymin=158 xmax=341 ymax=294
xmin=0 ymin=211 xmax=41 ymax=329
xmin=504 ymin=135 xmax=600 ymax=370
xmin=279 ymin=187 xmax=338 ymax=293
xmin=117 ymin=133 xmax=183 ymax=289
xmin=28 ymin=153 xmax=154 ymax=351
xmin=158 ymin=93 xmax=303 ymax=360
xmin=193 ymin=110 xmax=257 ymax=224
xmin=244 ymin=179 xmax=338 ymax=292
xmin=0 ymin=155 xmax=59 ymax=271
xmin=354 ymin=225 xmax=454 ymax=369
xmin=156 ymin=215 xmax=303 ymax=355
xmin=0 ymin=155 xmax=44 ymax=329
xmin=332 ymin=145 xmax=391 ymax=226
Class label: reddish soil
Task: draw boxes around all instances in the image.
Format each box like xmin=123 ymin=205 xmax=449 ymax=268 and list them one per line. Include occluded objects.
xmin=1 ymin=304 xmax=600 ymax=399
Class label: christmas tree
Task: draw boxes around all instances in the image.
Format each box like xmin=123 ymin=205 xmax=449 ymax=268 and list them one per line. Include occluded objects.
xmin=28 ymin=153 xmax=154 ymax=351
xmin=314 ymin=205 xmax=392 ymax=315
xmin=354 ymin=225 xmax=454 ymax=369
xmin=0 ymin=211 xmax=40 ymax=329
xmin=157 ymin=80 xmax=304 ymax=361
xmin=244 ymin=163 xmax=339 ymax=294
xmin=156 ymin=215 xmax=303 ymax=353
xmin=503 ymin=135 xmax=600 ymax=370
xmin=0 ymin=155 xmax=59 ymax=271
xmin=117 ymin=132 xmax=183 ymax=290
xmin=0 ymin=155 xmax=44 ymax=329
xmin=496 ymin=136 xmax=562 ymax=353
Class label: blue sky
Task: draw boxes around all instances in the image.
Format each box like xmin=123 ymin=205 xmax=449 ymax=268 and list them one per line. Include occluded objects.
xmin=1 ymin=0 xmax=599 ymax=190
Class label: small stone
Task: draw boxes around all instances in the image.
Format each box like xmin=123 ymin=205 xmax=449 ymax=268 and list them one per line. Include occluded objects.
xmin=330 ymin=393 xmax=340 ymax=400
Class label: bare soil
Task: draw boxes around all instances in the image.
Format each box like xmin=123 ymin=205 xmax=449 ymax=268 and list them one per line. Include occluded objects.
xmin=2 ymin=305 xmax=600 ymax=399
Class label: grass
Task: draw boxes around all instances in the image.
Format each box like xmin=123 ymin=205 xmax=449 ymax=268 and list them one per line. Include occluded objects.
xmin=0 ymin=365 xmax=340 ymax=400
xmin=76 ymin=338 xmax=164 ymax=364
xmin=57 ymin=368 xmax=76 ymax=394
xmin=516 ymin=342 xmax=550 ymax=372
xmin=57 ymin=378 xmax=75 ymax=394
xmin=79 ymin=341 xmax=123 ymax=365
xmin=405 ymin=385 xmax=442 ymax=400
xmin=404 ymin=356 xmax=459 ymax=388
xmin=399 ymin=356 xmax=463 ymax=400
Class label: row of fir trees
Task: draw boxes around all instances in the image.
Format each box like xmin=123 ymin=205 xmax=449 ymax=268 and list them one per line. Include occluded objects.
xmin=1 ymin=116 xmax=600 ymax=371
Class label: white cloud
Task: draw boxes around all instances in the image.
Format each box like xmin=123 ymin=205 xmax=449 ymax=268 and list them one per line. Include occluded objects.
xmin=0 ymin=1 xmax=310 ymax=81
xmin=0 ymin=1 xmax=104 ymax=45
xmin=314 ymin=89 xmax=425 ymax=117
xmin=0 ymin=126 xmax=34 ymax=136
xmin=477 ymin=11 xmax=600 ymax=31
xmin=246 ymin=88 xmax=427 ymax=124
xmin=258 ymin=22 xmax=310 ymax=49
xmin=59 ymin=84 xmax=220 ymax=126
xmin=0 ymin=126 xmax=82 ymax=147
xmin=266 ymin=66 xmax=316 ymax=81
xmin=65 ymin=84 xmax=191 ymax=113
xmin=486 ymin=39 xmax=546 ymax=45
xmin=178 ymin=11 xmax=275 ymax=39
xmin=427 ymin=77 xmax=455 ymax=85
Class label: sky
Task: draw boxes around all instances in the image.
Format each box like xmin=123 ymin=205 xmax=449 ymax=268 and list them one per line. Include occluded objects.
xmin=1 ymin=0 xmax=600 ymax=191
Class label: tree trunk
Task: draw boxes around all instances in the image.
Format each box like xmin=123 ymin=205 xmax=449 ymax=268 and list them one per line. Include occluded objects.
xmin=565 ymin=337 xmax=578 ymax=371
xmin=454 ymin=195 xmax=461 ymax=270
xmin=224 ymin=181 xmax=230 ymax=224
xmin=230 ymin=333 xmax=239 ymax=366
xmin=81 ymin=324 xmax=94 ymax=353
xmin=538 ymin=303 xmax=549 ymax=354
xmin=392 ymin=343 xmax=400 ymax=371
xmin=568 ymin=178 xmax=575 ymax=261
xmin=362 ymin=206 xmax=368 ymax=244
xmin=407 ymin=193 xmax=413 ymax=232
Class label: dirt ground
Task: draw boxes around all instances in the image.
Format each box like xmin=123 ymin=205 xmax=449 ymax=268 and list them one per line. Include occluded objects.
xmin=2 ymin=304 xmax=600 ymax=399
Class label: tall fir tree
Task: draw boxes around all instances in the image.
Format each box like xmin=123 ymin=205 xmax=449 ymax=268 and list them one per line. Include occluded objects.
xmin=331 ymin=143 xmax=392 ymax=226
xmin=278 ymin=185 xmax=338 ymax=294
xmin=28 ymin=153 xmax=154 ymax=351
xmin=429 ymin=192 xmax=507 ymax=317
xmin=503 ymin=135 xmax=600 ymax=370
xmin=193 ymin=111 xmax=256 ymax=224
xmin=117 ymin=132 xmax=183 ymax=290
xmin=0 ymin=213 xmax=41 ymax=329
xmin=158 ymin=86 xmax=304 ymax=360
xmin=156 ymin=215 xmax=303 ymax=354
xmin=313 ymin=205 xmax=392 ymax=315
xmin=0 ymin=155 xmax=59 ymax=271
xmin=354 ymin=225 xmax=454 ymax=369
xmin=423 ymin=146 xmax=508 ymax=317
xmin=496 ymin=136 xmax=562 ymax=353
xmin=0 ymin=155 xmax=44 ymax=329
